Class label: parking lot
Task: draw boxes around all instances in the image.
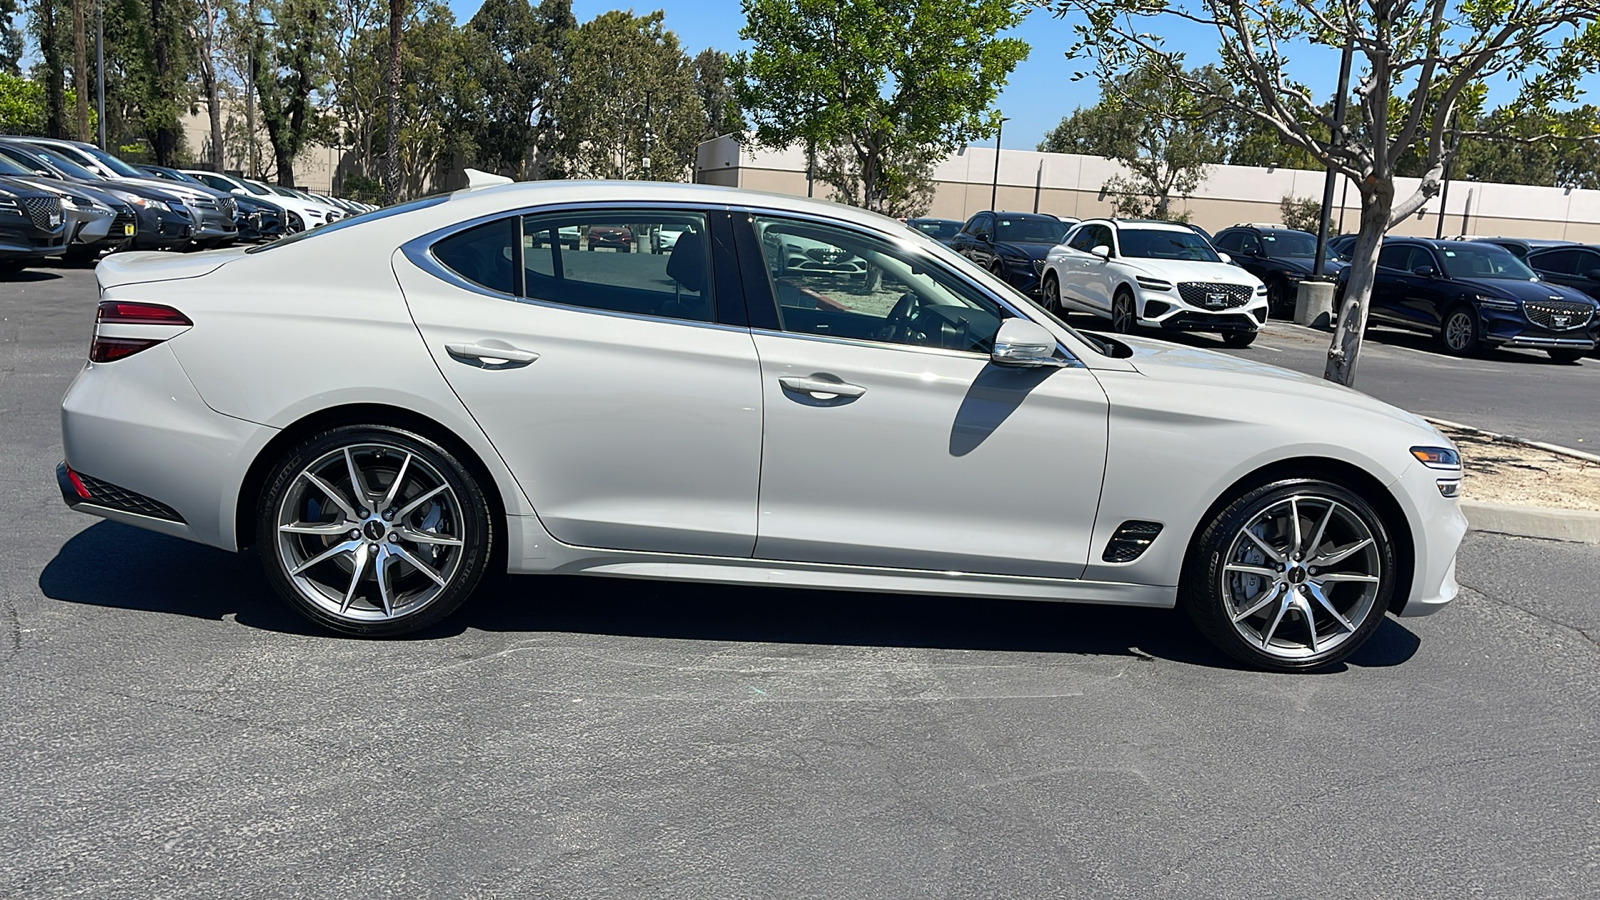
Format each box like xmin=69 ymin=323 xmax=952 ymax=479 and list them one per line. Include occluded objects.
xmin=3 ymin=263 xmax=1598 ymax=898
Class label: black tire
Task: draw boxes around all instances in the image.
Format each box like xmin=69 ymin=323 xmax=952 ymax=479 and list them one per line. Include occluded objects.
xmin=1438 ymin=305 xmax=1480 ymax=355
xmin=1041 ymin=272 xmax=1061 ymax=313
xmin=1221 ymin=330 xmax=1258 ymax=348
xmin=1547 ymin=348 xmax=1585 ymax=363
xmin=63 ymin=245 xmax=100 ymax=265
xmin=255 ymin=424 xmax=494 ymax=637
xmin=1111 ymin=288 xmax=1137 ymax=334
xmin=1182 ymin=478 xmax=1396 ymax=672
xmin=1267 ymin=279 xmax=1290 ymax=318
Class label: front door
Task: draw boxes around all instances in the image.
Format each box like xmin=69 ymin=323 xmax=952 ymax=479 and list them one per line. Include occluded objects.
xmin=740 ymin=214 xmax=1110 ymax=579
xmin=395 ymin=207 xmax=763 ymax=557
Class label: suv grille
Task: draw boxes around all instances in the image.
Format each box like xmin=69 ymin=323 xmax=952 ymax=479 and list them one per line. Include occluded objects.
xmin=21 ymin=196 xmax=64 ymax=232
xmin=110 ymin=205 xmax=136 ymax=232
xmin=1524 ymin=299 xmax=1594 ymax=331
xmin=1032 ymin=259 xmax=1046 ymax=275
xmin=1177 ymin=282 xmax=1251 ymax=310
xmin=192 ymin=197 xmax=219 ymax=211
xmin=216 ymin=196 xmax=237 ymax=219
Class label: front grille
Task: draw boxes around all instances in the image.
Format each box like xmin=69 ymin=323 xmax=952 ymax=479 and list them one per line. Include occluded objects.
xmin=21 ymin=196 xmax=63 ymax=232
xmin=111 ymin=205 xmax=136 ymax=234
xmin=1032 ymin=259 xmax=1046 ymax=275
xmin=1177 ymin=281 xmax=1251 ymax=309
xmin=216 ymin=196 xmax=237 ymax=219
xmin=191 ymin=197 xmax=218 ymax=211
xmin=72 ymin=472 xmax=185 ymax=522
xmin=1524 ymin=300 xmax=1595 ymax=331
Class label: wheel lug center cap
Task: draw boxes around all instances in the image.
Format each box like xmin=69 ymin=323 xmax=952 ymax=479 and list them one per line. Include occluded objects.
xmin=1286 ymin=566 xmax=1307 ymax=585
xmin=362 ymin=520 xmax=388 ymax=542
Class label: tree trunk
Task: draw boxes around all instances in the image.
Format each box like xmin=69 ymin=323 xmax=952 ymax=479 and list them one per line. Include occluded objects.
xmin=72 ymin=0 xmax=87 ymax=140
xmin=207 ymin=81 xmax=224 ymax=171
xmin=384 ymin=0 xmax=402 ymax=205
xmin=1323 ymin=180 xmax=1394 ymax=386
xmin=40 ymin=1 xmax=68 ymax=139
xmin=150 ymin=0 xmax=179 ymax=165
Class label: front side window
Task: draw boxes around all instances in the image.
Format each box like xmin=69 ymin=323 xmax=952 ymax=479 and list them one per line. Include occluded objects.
xmin=1067 ymin=225 xmax=1097 ymax=252
xmin=753 ymin=216 xmax=1012 ymax=354
xmin=1528 ymin=248 xmax=1581 ymax=275
xmin=967 ymin=214 xmax=992 ymax=239
xmin=1376 ymin=244 xmax=1414 ymax=271
xmin=1117 ymin=228 xmax=1222 ymax=262
xmin=1213 ymin=231 xmax=1243 ymax=252
xmin=521 ymin=210 xmax=713 ymax=322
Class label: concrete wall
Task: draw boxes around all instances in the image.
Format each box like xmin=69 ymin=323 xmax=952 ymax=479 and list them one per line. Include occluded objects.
xmin=697 ymin=136 xmax=1600 ymax=242
xmin=177 ymin=106 xmax=343 ymax=194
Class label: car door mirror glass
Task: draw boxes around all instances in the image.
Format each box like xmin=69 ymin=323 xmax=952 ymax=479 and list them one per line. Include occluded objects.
xmin=992 ymin=318 xmax=1067 ymax=367
xmin=1090 ymin=245 xmax=1110 ymax=259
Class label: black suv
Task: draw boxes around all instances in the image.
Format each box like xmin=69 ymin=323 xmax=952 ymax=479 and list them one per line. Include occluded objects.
xmin=1470 ymin=237 xmax=1575 ymax=261
xmin=0 ymin=176 xmax=67 ymax=275
xmin=1213 ymin=224 xmax=1345 ymax=316
xmin=948 ymin=211 xmax=1072 ymax=294
xmin=1517 ymin=244 xmax=1600 ymax=305
xmin=1354 ymin=238 xmax=1598 ymax=361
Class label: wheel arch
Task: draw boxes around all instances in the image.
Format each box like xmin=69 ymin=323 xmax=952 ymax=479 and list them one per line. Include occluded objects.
xmin=234 ymin=403 xmax=509 ymax=568
xmin=1180 ymin=456 xmax=1416 ymax=615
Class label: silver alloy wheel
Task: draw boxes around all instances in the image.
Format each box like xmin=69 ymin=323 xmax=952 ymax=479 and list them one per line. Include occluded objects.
xmin=274 ymin=441 xmax=466 ymax=623
xmin=1220 ymin=494 xmax=1383 ymax=661
xmin=1112 ymin=293 xmax=1135 ymax=333
xmin=1443 ymin=310 xmax=1475 ymax=351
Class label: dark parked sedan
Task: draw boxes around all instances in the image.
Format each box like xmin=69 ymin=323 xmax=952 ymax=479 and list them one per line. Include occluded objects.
xmin=1352 ymin=238 xmax=1598 ymax=361
xmin=1214 ymin=225 xmax=1346 ymax=316
xmin=905 ymin=217 xmax=963 ymax=244
xmin=948 ymin=211 xmax=1072 ymax=294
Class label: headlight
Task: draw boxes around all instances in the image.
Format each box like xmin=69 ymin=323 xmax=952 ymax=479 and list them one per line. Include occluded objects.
xmin=1410 ymin=446 xmax=1462 ymax=469
xmin=1135 ymin=275 xmax=1172 ymax=291
xmin=126 ymin=196 xmax=171 ymax=212
xmin=1474 ymin=294 xmax=1519 ymax=310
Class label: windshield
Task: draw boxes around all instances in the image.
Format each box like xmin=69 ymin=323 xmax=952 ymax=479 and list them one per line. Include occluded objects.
xmin=78 ymin=145 xmax=146 ymax=178
xmin=3 ymin=145 xmax=102 ymax=181
xmin=911 ymin=220 xmax=961 ymax=239
xmin=1119 ymin=228 xmax=1222 ymax=262
xmin=1262 ymin=231 xmax=1317 ymax=258
xmin=238 ymin=180 xmax=273 ymax=196
xmin=994 ymin=216 xmax=1070 ymax=244
xmin=0 ymin=155 xmax=30 ymax=177
xmin=1437 ymin=244 xmax=1538 ymax=281
xmin=246 ymin=194 xmax=448 ymax=254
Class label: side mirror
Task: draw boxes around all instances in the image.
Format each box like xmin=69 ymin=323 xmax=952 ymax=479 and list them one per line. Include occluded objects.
xmin=1412 ymin=265 xmax=1437 ymax=278
xmin=1218 ymin=251 xmax=1234 ymax=264
xmin=231 ymin=188 xmax=247 ymax=195
xmin=992 ymin=318 xmax=1069 ymax=368
xmin=1584 ymin=269 xmax=1600 ymax=281
xmin=1090 ymin=245 xmax=1111 ymax=259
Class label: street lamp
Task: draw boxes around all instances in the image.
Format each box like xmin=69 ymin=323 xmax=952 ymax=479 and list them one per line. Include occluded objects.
xmin=990 ymin=115 xmax=1009 ymax=210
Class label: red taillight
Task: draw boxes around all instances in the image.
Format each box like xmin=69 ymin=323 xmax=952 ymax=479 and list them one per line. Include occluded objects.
xmin=90 ymin=300 xmax=191 ymax=363
xmin=66 ymin=466 xmax=91 ymax=499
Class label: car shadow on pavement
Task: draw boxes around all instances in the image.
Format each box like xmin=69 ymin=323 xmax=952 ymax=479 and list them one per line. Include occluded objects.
xmin=41 ymin=520 xmax=1422 ymax=671
xmin=0 ymin=269 xmax=63 ymax=283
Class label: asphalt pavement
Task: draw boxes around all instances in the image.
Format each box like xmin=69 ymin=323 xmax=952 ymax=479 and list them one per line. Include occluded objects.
xmin=2 ymin=263 xmax=1597 ymax=898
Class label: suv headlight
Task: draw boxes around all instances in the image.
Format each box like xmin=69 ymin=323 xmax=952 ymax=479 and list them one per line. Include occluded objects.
xmin=1136 ymin=275 xmax=1173 ymax=291
xmin=1474 ymin=294 xmax=1519 ymax=310
xmin=126 ymin=196 xmax=171 ymax=212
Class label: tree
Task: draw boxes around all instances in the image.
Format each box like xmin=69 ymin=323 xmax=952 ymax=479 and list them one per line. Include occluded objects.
xmin=458 ymin=0 xmax=572 ymax=179
xmin=738 ymin=0 xmax=1029 ymax=213
xmin=382 ymin=0 xmax=399 ymax=203
xmin=1280 ymin=195 xmax=1323 ymax=233
xmin=0 ymin=71 xmax=44 ymax=131
xmin=192 ymin=0 xmax=232 ymax=170
xmin=29 ymin=0 xmax=68 ymax=138
xmin=1 ymin=0 xmax=23 ymax=74
xmin=250 ymin=0 xmax=336 ymax=185
xmin=556 ymin=10 xmax=703 ymax=181
xmin=692 ymin=48 xmax=743 ymax=142
xmin=1046 ymin=0 xmax=1600 ymax=386
xmin=1039 ymin=62 xmax=1231 ymax=221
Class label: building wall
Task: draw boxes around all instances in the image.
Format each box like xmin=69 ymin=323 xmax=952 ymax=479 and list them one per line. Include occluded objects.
xmin=178 ymin=106 xmax=344 ymax=194
xmin=697 ymin=136 xmax=1600 ymax=242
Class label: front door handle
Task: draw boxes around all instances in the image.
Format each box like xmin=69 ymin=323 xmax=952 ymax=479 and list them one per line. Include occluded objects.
xmin=779 ymin=374 xmax=867 ymax=399
xmin=445 ymin=341 xmax=540 ymax=369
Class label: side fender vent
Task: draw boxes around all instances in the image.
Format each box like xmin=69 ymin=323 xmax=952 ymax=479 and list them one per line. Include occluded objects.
xmin=1102 ymin=520 xmax=1164 ymax=563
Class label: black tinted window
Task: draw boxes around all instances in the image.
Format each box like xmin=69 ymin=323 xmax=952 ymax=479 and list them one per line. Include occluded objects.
xmin=432 ymin=219 xmax=517 ymax=294
xmin=994 ymin=216 xmax=1069 ymax=244
xmin=1376 ymin=244 xmax=1414 ymax=271
xmin=1529 ymin=248 xmax=1581 ymax=275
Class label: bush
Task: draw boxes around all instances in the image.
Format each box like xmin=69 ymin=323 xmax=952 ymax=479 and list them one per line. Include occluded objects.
xmin=1280 ymin=195 xmax=1325 ymax=233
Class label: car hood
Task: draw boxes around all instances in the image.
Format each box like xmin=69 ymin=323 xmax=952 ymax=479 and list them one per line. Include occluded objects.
xmin=96 ymin=246 xmax=251 ymax=288
xmin=1271 ymin=255 xmax=1346 ymax=278
xmin=1454 ymin=277 xmax=1597 ymax=305
xmin=94 ymin=178 xmax=190 ymax=203
xmin=1123 ymin=258 xmax=1261 ymax=285
xmin=995 ymin=241 xmax=1056 ymax=261
xmin=1114 ymin=334 xmax=1432 ymax=427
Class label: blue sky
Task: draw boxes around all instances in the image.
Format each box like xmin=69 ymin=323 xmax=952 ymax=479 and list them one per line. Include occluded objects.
xmin=447 ymin=1 xmax=1588 ymax=150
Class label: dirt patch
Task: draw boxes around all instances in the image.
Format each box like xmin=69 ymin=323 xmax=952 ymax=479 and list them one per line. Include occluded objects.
xmin=1436 ymin=424 xmax=1600 ymax=511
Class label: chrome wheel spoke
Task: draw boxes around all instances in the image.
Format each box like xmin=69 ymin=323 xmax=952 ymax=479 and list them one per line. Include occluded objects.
xmin=1315 ymin=538 xmax=1373 ymax=567
xmin=394 ymin=484 xmax=448 ymax=520
xmin=279 ymin=521 xmax=352 ymax=536
xmin=1289 ymin=497 xmax=1303 ymax=556
xmin=340 ymin=543 xmax=371 ymax=614
xmin=344 ymin=447 xmax=373 ymax=510
xmin=1225 ymin=563 xmax=1278 ymax=579
xmin=302 ymin=471 xmax=358 ymax=521
xmin=1232 ymin=587 xmax=1281 ymax=624
xmin=1294 ymin=594 xmax=1319 ymax=653
xmin=1245 ymin=529 xmax=1286 ymax=564
xmin=379 ymin=452 xmax=413 ymax=511
xmin=395 ymin=525 xmax=462 ymax=547
xmin=1318 ymin=572 xmax=1379 ymax=584
xmin=1259 ymin=597 xmax=1292 ymax=648
xmin=391 ymin=544 xmax=448 ymax=587
xmin=375 ymin=547 xmax=395 ymax=617
xmin=1307 ymin=503 xmax=1336 ymax=558
xmin=290 ymin=538 xmax=360 ymax=576
xmin=1305 ymin=582 xmax=1357 ymax=633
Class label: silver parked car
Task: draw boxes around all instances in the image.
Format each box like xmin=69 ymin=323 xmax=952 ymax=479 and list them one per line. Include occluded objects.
xmin=58 ymin=181 xmax=1466 ymax=671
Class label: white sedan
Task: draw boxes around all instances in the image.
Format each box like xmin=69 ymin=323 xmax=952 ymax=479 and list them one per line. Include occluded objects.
xmin=58 ymin=181 xmax=1465 ymax=671
xmin=1043 ymin=218 xmax=1269 ymax=347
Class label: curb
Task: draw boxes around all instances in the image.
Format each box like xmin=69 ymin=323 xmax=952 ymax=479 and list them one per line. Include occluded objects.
xmin=1460 ymin=501 xmax=1600 ymax=544
xmin=1425 ymin=417 xmax=1600 ymax=465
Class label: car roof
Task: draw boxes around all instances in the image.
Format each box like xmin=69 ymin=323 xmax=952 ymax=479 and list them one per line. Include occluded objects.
xmin=1086 ymin=218 xmax=1195 ymax=233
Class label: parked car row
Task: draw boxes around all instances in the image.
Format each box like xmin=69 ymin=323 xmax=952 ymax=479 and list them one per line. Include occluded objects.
xmin=0 ymin=135 xmax=378 ymax=276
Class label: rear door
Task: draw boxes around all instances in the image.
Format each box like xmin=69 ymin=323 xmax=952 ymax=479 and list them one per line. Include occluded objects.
xmin=396 ymin=206 xmax=764 ymax=557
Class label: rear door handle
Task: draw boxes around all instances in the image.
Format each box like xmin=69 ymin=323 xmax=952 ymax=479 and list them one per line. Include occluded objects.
xmin=779 ymin=375 xmax=867 ymax=399
xmin=445 ymin=342 xmax=540 ymax=369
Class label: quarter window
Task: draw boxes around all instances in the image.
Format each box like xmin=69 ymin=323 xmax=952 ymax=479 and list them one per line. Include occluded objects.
xmin=431 ymin=219 xmax=517 ymax=294
xmin=520 ymin=210 xmax=713 ymax=322
xmin=753 ymin=216 xmax=1013 ymax=353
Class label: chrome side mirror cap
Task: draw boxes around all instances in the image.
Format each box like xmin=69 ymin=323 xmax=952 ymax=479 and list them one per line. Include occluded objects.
xmin=992 ymin=318 xmax=1069 ymax=368
xmin=1090 ymin=245 xmax=1111 ymax=259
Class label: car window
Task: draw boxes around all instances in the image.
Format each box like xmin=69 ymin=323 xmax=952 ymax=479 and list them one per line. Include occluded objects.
xmin=966 ymin=214 xmax=991 ymax=239
xmin=6 ymin=145 xmax=100 ymax=181
xmin=431 ymin=219 xmax=518 ymax=294
xmin=1528 ymin=248 xmax=1581 ymax=275
xmin=911 ymin=220 xmax=960 ymax=240
xmin=1578 ymin=250 xmax=1600 ymax=277
xmin=994 ymin=216 xmax=1070 ymax=244
xmin=1376 ymin=244 xmax=1413 ymax=271
xmin=1213 ymin=231 xmax=1242 ymax=252
xmin=1261 ymin=231 xmax=1315 ymax=257
xmin=753 ymin=215 xmax=1013 ymax=354
xmin=1117 ymin=228 xmax=1221 ymax=262
xmin=1436 ymin=244 xmax=1536 ymax=281
xmin=521 ymin=210 xmax=713 ymax=323
xmin=1234 ymin=232 xmax=1261 ymax=255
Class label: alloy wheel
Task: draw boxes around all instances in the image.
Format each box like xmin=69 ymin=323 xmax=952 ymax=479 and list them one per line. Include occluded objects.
xmin=274 ymin=441 xmax=467 ymax=624
xmin=1112 ymin=293 xmax=1136 ymax=333
xmin=1220 ymin=494 xmax=1383 ymax=662
xmin=1442 ymin=309 xmax=1477 ymax=353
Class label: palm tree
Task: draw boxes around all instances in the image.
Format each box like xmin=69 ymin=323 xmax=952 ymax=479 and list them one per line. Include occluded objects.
xmin=384 ymin=0 xmax=403 ymax=205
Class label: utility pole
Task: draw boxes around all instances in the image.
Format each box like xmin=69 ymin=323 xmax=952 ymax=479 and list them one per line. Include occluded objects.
xmin=1435 ymin=112 xmax=1461 ymax=239
xmin=990 ymin=116 xmax=1008 ymax=210
xmin=1313 ymin=37 xmax=1353 ymax=281
xmin=641 ymin=91 xmax=654 ymax=180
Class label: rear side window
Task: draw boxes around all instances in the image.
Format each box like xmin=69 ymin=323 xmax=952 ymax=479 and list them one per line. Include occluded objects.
xmin=520 ymin=210 xmax=713 ymax=322
xmin=1528 ymin=248 xmax=1580 ymax=275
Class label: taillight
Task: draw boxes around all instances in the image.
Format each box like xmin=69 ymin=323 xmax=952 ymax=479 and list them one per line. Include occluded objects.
xmin=90 ymin=300 xmax=192 ymax=362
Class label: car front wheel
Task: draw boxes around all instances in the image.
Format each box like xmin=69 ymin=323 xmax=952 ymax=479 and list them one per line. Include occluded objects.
xmin=1439 ymin=306 xmax=1480 ymax=355
xmin=256 ymin=424 xmax=493 ymax=637
xmin=1111 ymin=289 xmax=1137 ymax=334
xmin=1182 ymin=478 xmax=1395 ymax=672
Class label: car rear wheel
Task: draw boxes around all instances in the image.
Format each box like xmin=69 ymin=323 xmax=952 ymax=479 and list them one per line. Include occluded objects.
xmin=1221 ymin=330 xmax=1258 ymax=348
xmin=1182 ymin=478 xmax=1395 ymax=672
xmin=1041 ymin=272 xmax=1061 ymax=313
xmin=1111 ymin=289 xmax=1137 ymax=334
xmin=1439 ymin=306 xmax=1480 ymax=355
xmin=256 ymin=424 xmax=493 ymax=637
xmin=1267 ymin=279 xmax=1290 ymax=317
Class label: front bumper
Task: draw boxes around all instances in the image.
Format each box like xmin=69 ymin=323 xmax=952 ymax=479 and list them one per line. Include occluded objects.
xmin=1477 ymin=305 xmax=1598 ymax=350
xmin=1389 ymin=459 xmax=1468 ymax=617
xmin=1134 ymin=285 xmax=1270 ymax=332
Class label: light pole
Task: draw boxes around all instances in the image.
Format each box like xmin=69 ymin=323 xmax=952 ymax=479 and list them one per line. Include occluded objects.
xmin=1313 ymin=37 xmax=1353 ymax=280
xmin=990 ymin=115 xmax=1008 ymax=210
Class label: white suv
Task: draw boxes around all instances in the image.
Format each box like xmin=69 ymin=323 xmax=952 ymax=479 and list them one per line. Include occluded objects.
xmin=1043 ymin=219 xmax=1268 ymax=347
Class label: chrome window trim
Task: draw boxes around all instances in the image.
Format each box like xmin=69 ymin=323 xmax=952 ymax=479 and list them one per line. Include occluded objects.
xmin=400 ymin=201 xmax=742 ymax=334
xmin=734 ymin=205 xmax=1084 ymax=366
